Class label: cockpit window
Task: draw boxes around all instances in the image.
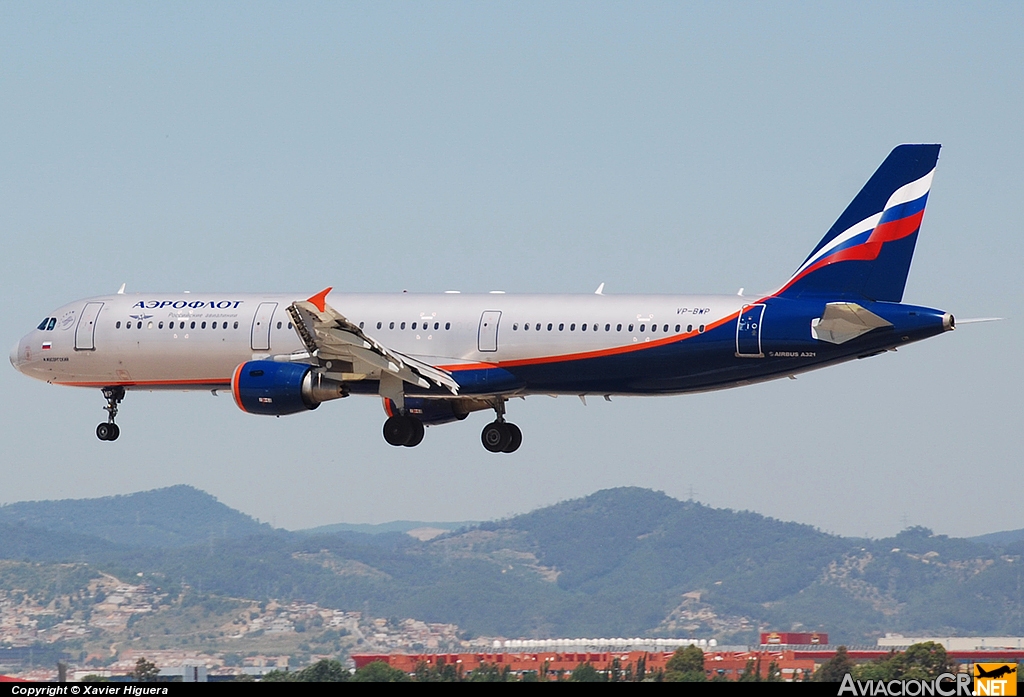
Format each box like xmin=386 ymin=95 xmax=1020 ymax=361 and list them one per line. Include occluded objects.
xmin=47 ymin=318 xmax=57 ymax=331
xmin=37 ymin=318 xmax=49 ymax=330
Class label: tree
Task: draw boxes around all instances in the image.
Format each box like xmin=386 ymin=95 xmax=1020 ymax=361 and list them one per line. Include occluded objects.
xmin=853 ymin=642 xmax=958 ymax=682
xmin=665 ymin=645 xmax=706 ymax=682
xmin=132 ymin=657 xmax=161 ymax=682
xmin=738 ymin=658 xmax=762 ymax=682
xmin=816 ymin=646 xmax=855 ymax=682
xmin=570 ymin=662 xmax=605 ymax=682
xmin=351 ymin=660 xmax=410 ymax=682
xmin=766 ymin=660 xmax=783 ymax=682
xmin=295 ymin=659 xmax=349 ymax=682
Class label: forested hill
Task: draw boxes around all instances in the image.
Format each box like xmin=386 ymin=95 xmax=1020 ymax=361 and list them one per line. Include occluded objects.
xmin=1 ymin=485 xmax=1022 ymax=643
xmin=0 ymin=485 xmax=272 ymax=547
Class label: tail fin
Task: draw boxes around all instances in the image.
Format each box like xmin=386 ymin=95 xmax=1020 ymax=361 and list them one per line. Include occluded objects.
xmin=776 ymin=144 xmax=940 ymax=302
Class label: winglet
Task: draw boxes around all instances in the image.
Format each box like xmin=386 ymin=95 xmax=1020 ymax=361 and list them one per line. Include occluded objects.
xmin=307 ymin=287 xmax=333 ymax=313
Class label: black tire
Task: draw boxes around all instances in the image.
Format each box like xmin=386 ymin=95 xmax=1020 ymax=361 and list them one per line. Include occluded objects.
xmin=502 ymin=423 xmax=522 ymax=453
xmin=403 ymin=418 xmax=424 ymax=447
xmin=383 ymin=415 xmax=414 ymax=446
xmin=96 ymin=423 xmax=112 ymax=441
xmin=108 ymin=424 xmax=120 ymax=441
xmin=481 ymin=421 xmax=511 ymax=453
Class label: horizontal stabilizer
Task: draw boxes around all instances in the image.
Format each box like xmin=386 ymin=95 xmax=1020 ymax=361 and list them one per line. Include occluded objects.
xmin=811 ymin=302 xmax=892 ymax=344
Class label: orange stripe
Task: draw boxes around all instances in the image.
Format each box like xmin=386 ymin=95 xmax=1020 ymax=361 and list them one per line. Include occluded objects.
xmin=436 ymin=312 xmax=740 ymax=372
xmin=60 ymin=378 xmax=232 ymax=387
xmin=231 ymin=363 xmax=247 ymax=413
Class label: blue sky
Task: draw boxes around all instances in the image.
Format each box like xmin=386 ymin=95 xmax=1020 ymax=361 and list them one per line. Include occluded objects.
xmin=1 ymin=2 xmax=1020 ymax=537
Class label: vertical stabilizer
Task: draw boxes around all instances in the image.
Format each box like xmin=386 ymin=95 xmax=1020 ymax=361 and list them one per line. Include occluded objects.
xmin=776 ymin=144 xmax=940 ymax=302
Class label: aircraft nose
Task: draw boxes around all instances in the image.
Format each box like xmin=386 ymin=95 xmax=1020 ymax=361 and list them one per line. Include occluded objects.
xmin=10 ymin=340 xmax=22 ymax=371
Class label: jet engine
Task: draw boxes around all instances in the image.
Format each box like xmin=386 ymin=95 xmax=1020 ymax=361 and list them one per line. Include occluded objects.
xmin=231 ymin=360 xmax=347 ymax=416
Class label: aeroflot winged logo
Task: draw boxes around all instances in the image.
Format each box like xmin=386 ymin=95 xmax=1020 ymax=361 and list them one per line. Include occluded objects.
xmin=132 ymin=300 xmax=245 ymax=310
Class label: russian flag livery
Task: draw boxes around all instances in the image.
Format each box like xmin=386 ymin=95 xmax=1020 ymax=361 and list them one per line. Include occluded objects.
xmin=777 ymin=144 xmax=940 ymax=302
xmin=12 ymin=144 xmax=961 ymax=451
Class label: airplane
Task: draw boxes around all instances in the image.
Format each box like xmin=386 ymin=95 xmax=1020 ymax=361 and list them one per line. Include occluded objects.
xmin=11 ymin=144 xmax=957 ymax=453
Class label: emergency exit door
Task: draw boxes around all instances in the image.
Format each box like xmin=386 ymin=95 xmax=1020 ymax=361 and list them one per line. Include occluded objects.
xmin=478 ymin=311 xmax=501 ymax=352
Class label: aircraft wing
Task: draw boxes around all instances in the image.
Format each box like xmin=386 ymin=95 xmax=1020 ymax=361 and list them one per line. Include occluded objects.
xmin=286 ymin=291 xmax=460 ymax=395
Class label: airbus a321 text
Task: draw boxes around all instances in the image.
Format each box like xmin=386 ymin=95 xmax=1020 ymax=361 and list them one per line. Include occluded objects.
xmin=12 ymin=145 xmax=959 ymax=453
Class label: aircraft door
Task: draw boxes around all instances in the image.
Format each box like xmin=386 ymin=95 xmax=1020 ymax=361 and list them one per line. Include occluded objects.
xmin=735 ymin=304 xmax=765 ymax=358
xmin=74 ymin=302 xmax=104 ymax=351
xmin=251 ymin=302 xmax=278 ymax=351
xmin=478 ymin=310 xmax=501 ymax=352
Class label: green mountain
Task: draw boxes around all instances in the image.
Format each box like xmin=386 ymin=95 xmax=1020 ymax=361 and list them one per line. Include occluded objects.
xmin=1 ymin=486 xmax=1022 ymax=644
xmin=0 ymin=485 xmax=271 ymax=547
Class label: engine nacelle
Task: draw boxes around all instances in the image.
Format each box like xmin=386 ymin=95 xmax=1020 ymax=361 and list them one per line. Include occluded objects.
xmin=231 ymin=361 xmax=347 ymax=416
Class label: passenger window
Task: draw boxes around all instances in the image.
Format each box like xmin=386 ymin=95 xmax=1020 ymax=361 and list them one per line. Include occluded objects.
xmin=148 ymin=321 xmax=154 ymax=329
xmin=377 ymin=322 xmax=382 ymax=330
xmin=116 ymin=321 xmax=122 ymax=329
xmin=664 ymin=324 xmax=669 ymax=332
xmin=605 ymin=324 xmax=610 ymax=331
xmin=640 ymin=324 xmax=646 ymax=332
xmin=434 ymin=322 xmax=439 ymax=330
xmin=513 ymin=323 xmax=518 ymax=330
xmin=651 ymin=325 xmax=657 ymax=333
xmin=276 ymin=321 xmax=282 ymax=329
xmin=547 ymin=323 xmax=552 ymax=331
xmin=570 ymin=324 xmax=575 ymax=331
xmin=47 ymin=318 xmax=57 ymax=331
xmin=629 ymin=324 xmax=634 ymax=332
xmin=616 ymin=324 xmax=622 ymax=331
xmin=524 ymin=323 xmax=529 ymax=331
xmin=233 ymin=321 xmax=239 ymax=329
xmin=699 ymin=325 xmax=705 ymax=332
xmin=288 ymin=322 xmax=293 ymax=329
xmin=137 ymin=322 xmax=142 ymax=329
xmin=559 ymin=323 xmax=564 ymax=331
xmin=211 ymin=322 xmax=217 ymax=329
xmin=675 ymin=324 xmax=680 ymax=332
xmin=445 ymin=322 xmax=450 ymax=330
xmin=190 ymin=321 xmax=196 ymax=329
xmin=201 ymin=322 xmax=207 ymax=329
xmin=687 ymin=324 xmax=693 ymax=332
xmin=400 ymin=322 xmax=406 ymax=330
xmin=158 ymin=322 xmax=163 ymax=329
xmin=389 ymin=322 xmax=395 ymax=329
xmin=359 ymin=322 xmax=364 ymax=329
xmin=535 ymin=323 xmax=541 ymax=331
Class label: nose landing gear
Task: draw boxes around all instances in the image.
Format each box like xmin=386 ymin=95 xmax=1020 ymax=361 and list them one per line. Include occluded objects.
xmin=481 ymin=399 xmax=522 ymax=453
xmin=96 ymin=386 xmax=124 ymax=441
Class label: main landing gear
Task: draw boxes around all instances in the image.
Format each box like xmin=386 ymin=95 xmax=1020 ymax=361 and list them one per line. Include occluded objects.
xmin=480 ymin=399 xmax=521 ymax=454
xmin=96 ymin=386 xmax=124 ymax=441
xmin=383 ymin=414 xmax=424 ymax=447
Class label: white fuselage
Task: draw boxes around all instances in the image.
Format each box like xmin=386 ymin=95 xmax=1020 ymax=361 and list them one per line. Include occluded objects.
xmin=12 ymin=291 xmax=747 ymax=394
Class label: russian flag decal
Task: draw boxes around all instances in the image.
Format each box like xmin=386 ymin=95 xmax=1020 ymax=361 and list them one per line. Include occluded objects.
xmin=41 ymin=342 xmax=51 ymax=350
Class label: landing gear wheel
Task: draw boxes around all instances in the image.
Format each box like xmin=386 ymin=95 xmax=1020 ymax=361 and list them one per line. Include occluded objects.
xmin=502 ymin=423 xmax=522 ymax=453
xmin=403 ymin=418 xmax=424 ymax=447
xmin=481 ymin=421 xmax=511 ymax=453
xmin=383 ymin=415 xmax=424 ymax=447
xmin=97 ymin=386 xmax=125 ymax=441
xmin=383 ymin=415 xmax=413 ymax=446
